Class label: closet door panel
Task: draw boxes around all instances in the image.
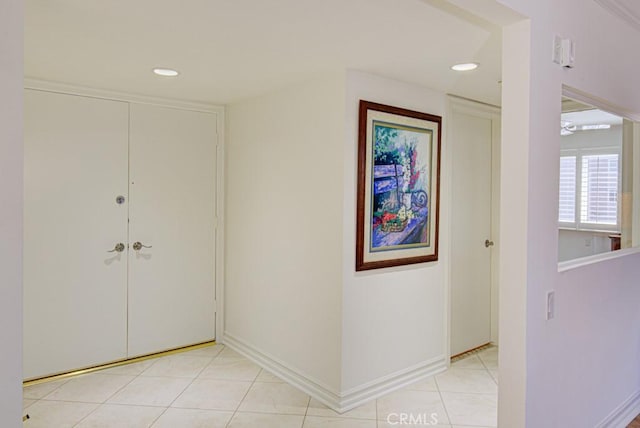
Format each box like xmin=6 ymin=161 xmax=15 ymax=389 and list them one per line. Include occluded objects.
xmin=23 ymin=90 xmax=129 ymax=379
xmin=128 ymin=104 xmax=217 ymax=357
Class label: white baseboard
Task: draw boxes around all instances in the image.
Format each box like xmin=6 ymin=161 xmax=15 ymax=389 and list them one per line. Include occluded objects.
xmin=222 ymin=333 xmax=342 ymax=409
xmin=339 ymin=356 xmax=447 ymax=411
xmin=222 ymin=332 xmax=448 ymax=413
xmin=596 ymin=390 xmax=640 ymax=428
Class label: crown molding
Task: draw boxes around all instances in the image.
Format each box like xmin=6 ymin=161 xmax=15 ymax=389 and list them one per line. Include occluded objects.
xmin=594 ymin=0 xmax=640 ymax=33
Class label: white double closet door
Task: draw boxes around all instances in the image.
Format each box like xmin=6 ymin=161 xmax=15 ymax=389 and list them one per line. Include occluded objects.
xmin=24 ymin=89 xmax=218 ymax=380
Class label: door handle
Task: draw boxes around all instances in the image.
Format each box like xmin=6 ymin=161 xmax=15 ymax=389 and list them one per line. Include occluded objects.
xmin=108 ymin=243 xmax=126 ymax=253
xmin=132 ymin=241 xmax=152 ymax=251
xmin=485 ymin=239 xmax=494 ymax=248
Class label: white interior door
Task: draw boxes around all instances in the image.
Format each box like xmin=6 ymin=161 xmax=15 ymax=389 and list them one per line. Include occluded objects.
xmin=23 ymin=90 xmax=129 ymax=379
xmin=128 ymin=104 xmax=217 ymax=357
xmin=450 ymin=105 xmax=495 ymax=356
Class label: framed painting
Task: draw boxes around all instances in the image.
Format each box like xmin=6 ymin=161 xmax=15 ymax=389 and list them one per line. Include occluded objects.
xmin=356 ymin=100 xmax=441 ymax=271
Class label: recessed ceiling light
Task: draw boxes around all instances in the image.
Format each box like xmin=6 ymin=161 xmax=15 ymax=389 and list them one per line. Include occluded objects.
xmin=153 ymin=68 xmax=179 ymax=77
xmin=451 ymin=63 xmax=479 ymax=72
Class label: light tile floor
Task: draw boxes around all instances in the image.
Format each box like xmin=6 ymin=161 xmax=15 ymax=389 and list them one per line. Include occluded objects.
xmin=23 ymin=344 xmax=498 ymax=427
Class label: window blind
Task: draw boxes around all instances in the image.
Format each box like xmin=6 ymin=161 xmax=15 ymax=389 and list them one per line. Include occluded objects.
xmin=558 ymin=156 xmax=576 ymax=223
xmin=580 ymin=154 xmax=619 ymax=225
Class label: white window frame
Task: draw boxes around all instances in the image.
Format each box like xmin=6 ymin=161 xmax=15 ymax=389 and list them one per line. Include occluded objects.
xmin=559 ymin=147 xmax=622 ymax=232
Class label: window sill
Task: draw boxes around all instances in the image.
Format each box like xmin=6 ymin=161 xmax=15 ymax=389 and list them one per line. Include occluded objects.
xmin=558 ymin=246 xmax=640 ymax=272
xmin=558 ymin=227 xmax=620 ymax=234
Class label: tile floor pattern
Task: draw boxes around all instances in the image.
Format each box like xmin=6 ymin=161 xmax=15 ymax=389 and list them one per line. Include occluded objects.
xmin=23 ymin=344 xmax=498 ymax=428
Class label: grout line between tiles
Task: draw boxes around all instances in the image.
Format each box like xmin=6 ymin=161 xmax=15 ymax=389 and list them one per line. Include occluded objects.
xmin=28 ymin=346 xmax=497 ymax=428
xmin=69 ymin=370 xmax=141 ymax=428
xmin=435 ymin=372 xmax=453 ymax=426
xmin=24 ymin=345 xmax=228 ymax=426
xmin=148 ymin=406 xmax=169 ymax=427
xmin=149 ymin=348 xmax=222 ymax=427
xmin=300 ymin=394 xmax=311 ymax=428
xmin=164 ymin=352 xmax=217 ymax=405
xmin=223 ymin=360 xmax=261 ymax=428
xmin=43 ymin=366 xmax=150 ymax=427
xmin=25 ymin=378 xmax=71 ymax=401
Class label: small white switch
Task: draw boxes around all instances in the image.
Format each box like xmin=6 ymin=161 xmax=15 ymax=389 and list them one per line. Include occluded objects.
xmin=561 ymin=38 xmax=575 ymax=68
xmin=552 ymin=36 xmax=575 ymax=68
xmin=546 ymin=291 xmax=555 ymax=320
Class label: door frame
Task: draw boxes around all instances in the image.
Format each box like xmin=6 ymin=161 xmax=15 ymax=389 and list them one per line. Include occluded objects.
xmin=24 ymin=78 xmax=227 ymax=344
xmin=446 ymin=95 xmax=501 ymax=356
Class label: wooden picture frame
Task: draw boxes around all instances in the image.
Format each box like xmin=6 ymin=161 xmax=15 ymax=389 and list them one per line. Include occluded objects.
xmin=356 ymin=100 xmax=442 ymax=271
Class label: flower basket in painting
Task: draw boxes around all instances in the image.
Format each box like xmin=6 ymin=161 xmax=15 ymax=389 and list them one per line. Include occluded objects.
xmin=381 ymin=218 xmax=408 ymax=233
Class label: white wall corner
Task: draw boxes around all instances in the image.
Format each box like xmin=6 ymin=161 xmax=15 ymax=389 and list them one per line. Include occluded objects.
xmin=342 ymin=69 xmax=448 ymax=397
xmin=215 ymin=107 xmax=226 ymax=343
xmin=222 ymin=333 xmax=342 ymax=410
xmin=498 ymin=16 xmax=531 ymax=428
xmin=338 ymin=356 xmax=448 ymax=413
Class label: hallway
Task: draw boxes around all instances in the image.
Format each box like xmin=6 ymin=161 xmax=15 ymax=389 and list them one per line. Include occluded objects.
xmin=23 ymin=344 xmax=498 ymax=427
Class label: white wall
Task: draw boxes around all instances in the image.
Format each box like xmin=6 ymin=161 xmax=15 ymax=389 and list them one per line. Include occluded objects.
xmin=225 ymin=74 xmax=345 ymax=393
xmin=497 ymin=0 xmax=640 ymax=426
xmin=498 ymin=19 xmax=531 ymax=427
xmin=0 ymin=0 xmax=23 ymax=425
xmin=226 ymin=70 xmax=450 ymax=410
xmin=342 ymin=71 xmax=448 ymax=393
xmin=560 ymin=124 xmax=622 ymax=151
xmin=558 ymin=229 xmax=612 ymax=261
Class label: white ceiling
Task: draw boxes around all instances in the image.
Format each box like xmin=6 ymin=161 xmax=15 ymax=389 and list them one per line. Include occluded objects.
xmin=562 ymin=109 xmax=624 ymax=127
xmin=25 ymin=0 xmax=503 ymax=106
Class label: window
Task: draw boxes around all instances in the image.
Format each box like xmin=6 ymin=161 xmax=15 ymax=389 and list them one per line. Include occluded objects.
xmin=558 ymin=92 xmax=639 ymax=264
xmin=580 ymin=153 xmax=619 ymax=226
xmin=559 ymin=150 xmax=620 ymax=231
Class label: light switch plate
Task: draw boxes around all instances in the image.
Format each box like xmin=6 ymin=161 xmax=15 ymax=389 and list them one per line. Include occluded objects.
xmin=546 ymin=290 xmax=555 ymax=320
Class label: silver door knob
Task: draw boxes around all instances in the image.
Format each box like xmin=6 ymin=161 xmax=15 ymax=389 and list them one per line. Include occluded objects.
xmin=132 ymin=242 xmax=152 ymax=251
xmin=485 ymin=239 xmax=494 ymax=248
xmin=108 ymin=243 xmax=125 ymax=253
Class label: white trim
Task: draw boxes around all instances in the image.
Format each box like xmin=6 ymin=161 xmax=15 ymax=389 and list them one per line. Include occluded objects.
xmin=633 ymin=122 xmax=640 ymax=247
xmin=558 ymin=246 xmax=640 ymax=272
xmin=446 ymin=96 xmax=502 ymax=350
xmin=596 ymin=389 xmax=640 ymax=428
xmin=563 ymin=85 xmax=640 ymax=123
xmin=24 ymin=78 xmax=223 ymax=114
xmin=594 ymin=0 xmax=640 ymax=34
xmin=490 ymin=108 xmax=502 ymax=345
xmin=223 ymin=332 xmax=447 ymax=413
xmin=223 ymin=333 xmax=341 ymax=408
xmin=338 ymin=356 xmax=447 ymax=412
xmin=215 ymin=108 xmax=226 ymax=342
xmin=558 ymin=227 xmax=620 ymax=234
xmin=447 ymin=94 xmax=501 ymax=117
